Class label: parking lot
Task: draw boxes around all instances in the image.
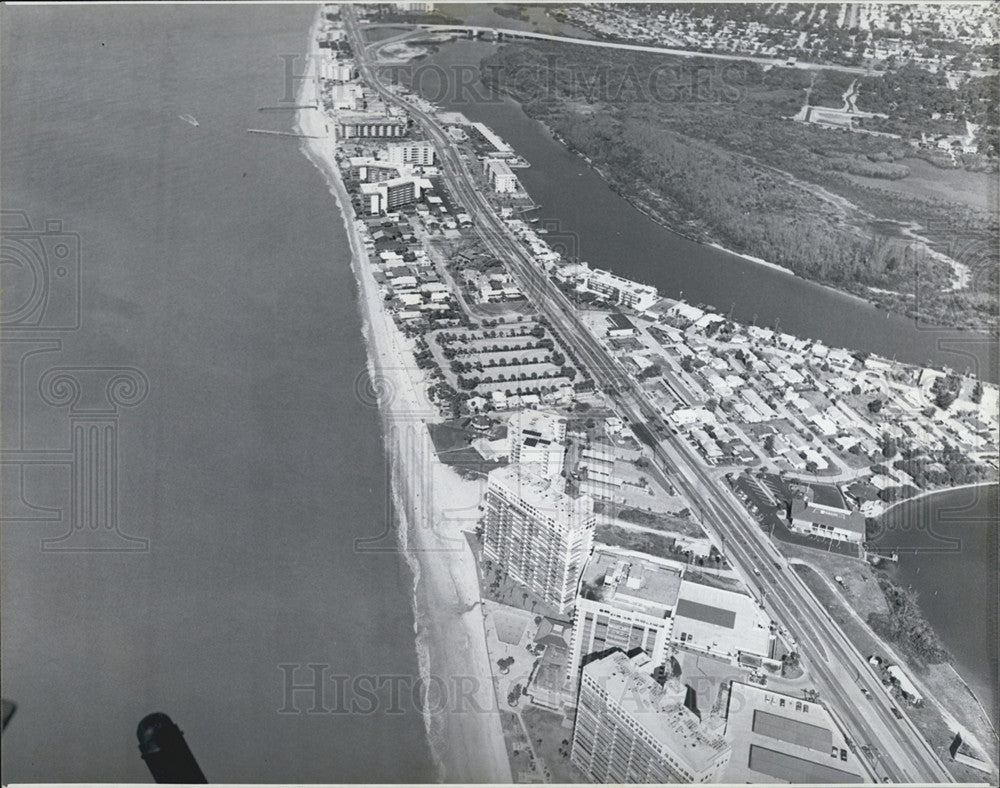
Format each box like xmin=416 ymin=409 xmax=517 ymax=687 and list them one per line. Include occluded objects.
xmin=730 ymin=473 xmax=860 ymax=557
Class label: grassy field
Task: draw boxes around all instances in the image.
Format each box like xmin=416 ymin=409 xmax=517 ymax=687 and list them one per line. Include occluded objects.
xmin=499 ymin=711 xmax=536 ymax=780
xmin=521 ymin=705 xmax=585 ymax=783
xmin=615 ymin=506 xmax=707 ymax=538
xmin=842 ymin=158 xmax=996 ymax=211
xmin=793 ymin=563 xmax=886 ymax=659
xmin=595 ymin=523 xmax=687 ymax=562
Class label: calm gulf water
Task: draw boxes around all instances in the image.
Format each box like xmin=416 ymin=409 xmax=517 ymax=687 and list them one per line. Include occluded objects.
xmin=2 ymin=5 xmax=434 ymax=782
xmin=874 ymin=485 xmax=999 ymax=728
xmin=407 ymin=39 xmax=997 ymax=383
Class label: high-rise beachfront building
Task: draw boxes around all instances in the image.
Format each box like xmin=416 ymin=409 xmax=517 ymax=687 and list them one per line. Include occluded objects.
xmin=507 ymin=409 xmax=567 ymax=477
xmin=386 ymin=141 xmax=436 ymax=167
xmin=359 ymin=176 xmax=430 ymax=215
xmin=567 ymin=547 xmax=684 ymax=683
xmin=572 ymin=651 xmax=731 ymax=784
xmin=483 ymin=463 xmax=594 ymax=615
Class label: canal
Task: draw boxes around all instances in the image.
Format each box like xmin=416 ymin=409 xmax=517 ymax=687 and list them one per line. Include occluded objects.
xmin=402 ymin=38 xmax=997 ymax=382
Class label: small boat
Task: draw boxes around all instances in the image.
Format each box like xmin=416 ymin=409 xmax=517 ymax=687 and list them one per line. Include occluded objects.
xmin=179 ymin=114 xmax=199 ymax=127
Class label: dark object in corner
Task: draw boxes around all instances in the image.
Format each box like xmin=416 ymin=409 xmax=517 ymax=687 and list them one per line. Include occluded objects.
xmin=1 ymin=699 xmax=16 ymax=732
xmin=137 ymin=712 xmax=208 ymax=783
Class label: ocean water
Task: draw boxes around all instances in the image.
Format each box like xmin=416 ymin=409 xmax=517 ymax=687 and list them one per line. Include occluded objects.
xmin=2 ymin=5 xmax=434 ymax=782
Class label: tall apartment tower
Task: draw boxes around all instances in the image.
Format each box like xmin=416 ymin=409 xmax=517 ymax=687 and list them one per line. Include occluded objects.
xmin=483 ymin=463 xmax=594 ymax=615
xmin=572 ymin=651 xmax=731 ymax=784
xmin=567 ymin=547 xmax=684 ymax=683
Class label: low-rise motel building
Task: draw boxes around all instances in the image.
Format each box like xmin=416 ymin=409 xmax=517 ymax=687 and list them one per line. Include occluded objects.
xmin=483 ymin=463 xmax=596 ymax=615
xmin=585 ymin=267 xmax=660 ymax=312
xmin=334 ymin=113 xmax=407 ymax=139
xmin=571 ymin=650 xmax=732 ymax=783
xmin=788 ymin=498 xmax=867 ymax=544
xmin=722 ymin=680 xmax=866 ymax=783
xmin=672 ymin=578 xmax=776 ymax=664
xmin=483 ymin=157 xmax=518 ymax=193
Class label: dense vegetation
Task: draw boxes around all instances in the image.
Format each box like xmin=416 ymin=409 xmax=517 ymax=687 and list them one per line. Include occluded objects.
xmin=868 ymin=577 xmax=949 ymax=664
xmin=857 ymin=65 xmax=999 ymax=153
xmin=479 ymin=43 xmax=998 ymax=330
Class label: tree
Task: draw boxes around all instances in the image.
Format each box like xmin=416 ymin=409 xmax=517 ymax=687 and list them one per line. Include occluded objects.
xmin=934 ymin=387 xmax=957 ymax=410
xmin=972 ymin=380 xmax=984 ymax=404
xmin=867 ymin=399 xmax=883 ymax=414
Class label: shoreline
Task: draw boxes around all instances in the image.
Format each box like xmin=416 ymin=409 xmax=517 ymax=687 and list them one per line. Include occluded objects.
xmin=878 ymin=480 xmax=1000 ymax=519
xmin=296 ymin=9 xmax=511 ymax=782
xmin=801 ymin=561 xmax=999 ymax=771
xmin=487 ymin=81 xmax=987 ymax=334
xmin=874 ymin=481 xmax=999 ymax=747
xmin=299 ymin=18 xmax=997 ymax=780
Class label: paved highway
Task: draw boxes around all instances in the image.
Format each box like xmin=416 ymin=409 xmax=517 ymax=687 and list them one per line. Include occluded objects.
xmin=363 ymin=22 xmax=876 ymax=75
xmin=345 ymin=11 xmax=954 ymax=783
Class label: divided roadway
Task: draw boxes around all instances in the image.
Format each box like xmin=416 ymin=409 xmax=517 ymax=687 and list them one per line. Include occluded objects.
xmin=345 ymin=11 xmax=953 ymax=782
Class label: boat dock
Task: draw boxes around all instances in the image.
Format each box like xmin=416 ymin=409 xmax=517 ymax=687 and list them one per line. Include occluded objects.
xmin=246 ymin=129 xmax=321 ymax=139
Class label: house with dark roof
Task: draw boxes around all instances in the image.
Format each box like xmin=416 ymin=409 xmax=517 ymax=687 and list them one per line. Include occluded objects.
xmin=606 ymin=312 xmax=638 ymax=338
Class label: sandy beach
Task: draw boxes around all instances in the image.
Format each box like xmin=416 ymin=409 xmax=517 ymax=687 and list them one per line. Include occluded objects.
xmin=296 ymin=9 xmax=511 ymax=782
